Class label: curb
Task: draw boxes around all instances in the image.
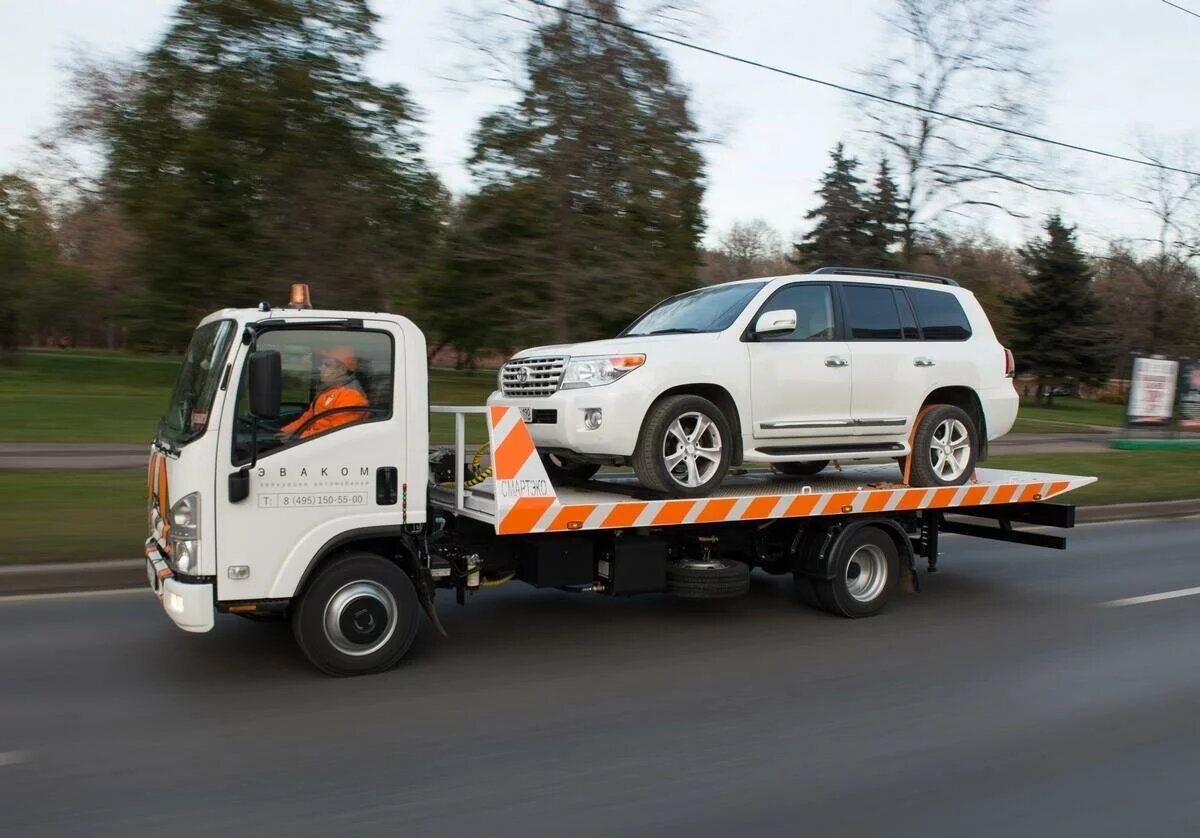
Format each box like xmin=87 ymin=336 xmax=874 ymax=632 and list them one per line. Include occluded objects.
xmin=4 ymin=500 xmax=1200 ymax=598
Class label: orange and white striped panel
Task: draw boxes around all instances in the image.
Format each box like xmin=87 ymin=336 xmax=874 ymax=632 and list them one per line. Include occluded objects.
xmin=485 ymin=404 xmax=1097 ymax=535
xmin=488 ymin=406 xmax=557 ymax=535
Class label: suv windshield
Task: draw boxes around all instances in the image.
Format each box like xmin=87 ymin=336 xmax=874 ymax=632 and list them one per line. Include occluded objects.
xmin=621 ymin=282 xmax=766 ymax=337
xmin=159 ymin=320 xmax=236 ymax=448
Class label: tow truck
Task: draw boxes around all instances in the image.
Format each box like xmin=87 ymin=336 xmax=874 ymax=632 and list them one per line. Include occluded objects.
xmin=145 ymin=286 xmax=1095 ymax=676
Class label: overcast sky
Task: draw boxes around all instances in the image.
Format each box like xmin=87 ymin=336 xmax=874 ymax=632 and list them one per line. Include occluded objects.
xmin=3 ymin=0 xmax=1199 ymax=254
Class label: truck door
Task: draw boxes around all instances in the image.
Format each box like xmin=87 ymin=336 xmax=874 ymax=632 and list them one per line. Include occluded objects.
xmin=746 ymin=282 xmax=854 ymax=440
xmin=214 ymin=322 xmax=407 ymax=602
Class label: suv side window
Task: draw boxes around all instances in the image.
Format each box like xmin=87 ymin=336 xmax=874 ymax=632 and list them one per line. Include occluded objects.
xmin=755 ymin=283 xmax=836 ymax=341
xmin=232 ymin=328 xmax=394 ymax=464
xmin=907 ymin=288 xmax=972 ymax=340
xmin=842 ymin=284 xmax=902 ymax=340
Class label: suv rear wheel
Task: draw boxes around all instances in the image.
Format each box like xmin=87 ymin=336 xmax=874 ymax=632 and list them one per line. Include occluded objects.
xmin=633 ymin=394 xmax=732 ymax=497
xmin=908 ymin=405 xmax=978 ymax=487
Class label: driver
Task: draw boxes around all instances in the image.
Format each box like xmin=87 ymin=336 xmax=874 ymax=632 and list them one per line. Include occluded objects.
xmin=280 ymin=346 xmax=370 ymax=440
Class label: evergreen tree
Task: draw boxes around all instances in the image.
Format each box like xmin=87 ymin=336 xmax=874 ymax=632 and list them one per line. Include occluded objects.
xmin=465 ymin=0 xmax=706 ymax=345
xmin=73 ymin=0 xmax=444 ymax=349
xmin=1009 ymin=215 xmax=1114 ymax=398
xmin=863 ymin=158 xmax=904 ymax=267
xmin=791 ymin=144 xmax=870 ymax=270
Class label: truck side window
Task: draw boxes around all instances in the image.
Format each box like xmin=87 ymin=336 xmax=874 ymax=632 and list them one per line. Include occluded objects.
xmin=756 ymin=284 xmax=835 ymax=341
xmin=232 ymin=329 xmax=394 ymax=463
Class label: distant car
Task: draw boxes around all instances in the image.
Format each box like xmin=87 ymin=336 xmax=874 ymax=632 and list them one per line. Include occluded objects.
xmin=1049 ymin=385 xmax=1077 ymax=397
xmin=488 ymin=268 xmax=1019 ymax=498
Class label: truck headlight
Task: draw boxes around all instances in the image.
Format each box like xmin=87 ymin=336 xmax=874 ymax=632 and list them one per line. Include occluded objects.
xmin=561 ymin=355 xmax=645 ymax=389
xmin=169 ymin=492 xmax=201 ymax=575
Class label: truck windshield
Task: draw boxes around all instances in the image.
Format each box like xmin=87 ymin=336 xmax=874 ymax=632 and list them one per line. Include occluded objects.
xmin=159 ymin=320 xmax=236 ymax=448
xmin=621 ymin=282 xmax=766 ymax=337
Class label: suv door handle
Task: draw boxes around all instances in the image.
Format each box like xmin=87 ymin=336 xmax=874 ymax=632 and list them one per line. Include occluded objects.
xmin=825 ymin=356 xmax=849 ymax=368
xmin=914 ymin=357 xmax=936 ymax=367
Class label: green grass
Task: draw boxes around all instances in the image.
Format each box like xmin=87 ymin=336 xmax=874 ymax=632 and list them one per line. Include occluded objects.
xmin=1011 ymin=397 xmax=1127 ymax=434
xmin=0 ymin=470 xmax=149 ymax=564
xmin=0 ymin=350 xmax=499 ymax=444
xmin=987 ymin=451 xmax=1200 ymax=506
xmin=4 ymin=452 xmax=1198 ymax=565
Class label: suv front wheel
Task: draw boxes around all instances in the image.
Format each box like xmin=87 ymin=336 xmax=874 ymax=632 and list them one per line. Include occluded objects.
xmin=633 ymin=395 xmax=732 ymax=497
xmin=907 ymin=404 xmax=979 ymax=487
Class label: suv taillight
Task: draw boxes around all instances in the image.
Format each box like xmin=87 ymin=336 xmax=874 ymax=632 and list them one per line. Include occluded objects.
xmin=1003 ymin=348 xmax=1015 ymax=378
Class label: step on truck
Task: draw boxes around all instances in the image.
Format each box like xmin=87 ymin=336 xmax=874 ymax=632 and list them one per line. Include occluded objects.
xmin=144 ymin=286 xmax=1096 ymax=676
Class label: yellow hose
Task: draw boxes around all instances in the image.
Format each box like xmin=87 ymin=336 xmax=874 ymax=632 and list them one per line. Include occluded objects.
xmin=481 ymin=571 xmax=515 ymax=587
xmin=437 ymin=442 xmax=493 ymax=489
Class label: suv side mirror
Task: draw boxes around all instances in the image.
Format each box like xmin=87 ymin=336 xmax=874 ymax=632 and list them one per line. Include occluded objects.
xmin=248 ymin=350 xmax=282 ymax=420
xmin=754 ymin=309 xmax=797 ymax=336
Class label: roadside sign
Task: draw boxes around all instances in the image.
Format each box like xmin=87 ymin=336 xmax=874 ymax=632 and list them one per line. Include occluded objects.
xmin=1127 ymin=356 xmax=1179 ymax=426
xmin=1179 ymin=360 xmax=1200 ymax=430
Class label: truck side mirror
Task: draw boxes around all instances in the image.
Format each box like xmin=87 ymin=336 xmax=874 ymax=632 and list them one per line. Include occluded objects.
xmin=248 ymin=350 xmax=282 ymax=420
xmin=754 ymin=309 xmax=797 ymax=336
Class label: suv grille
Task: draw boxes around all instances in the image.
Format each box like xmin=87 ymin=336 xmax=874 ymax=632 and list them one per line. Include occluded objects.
xmin=500 ymin=356 xmax=568 ymax=397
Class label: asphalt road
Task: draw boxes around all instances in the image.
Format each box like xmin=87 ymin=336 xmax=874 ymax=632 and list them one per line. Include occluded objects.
xmin=1 ymin=518 xmax=1199 ymax=837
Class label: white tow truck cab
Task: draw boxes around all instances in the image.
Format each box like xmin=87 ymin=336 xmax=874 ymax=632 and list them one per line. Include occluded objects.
xmin=146 ymin=285 xmax=1095 ymax=676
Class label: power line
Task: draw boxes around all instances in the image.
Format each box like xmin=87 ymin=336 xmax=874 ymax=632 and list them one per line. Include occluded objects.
xmin=1162 ymin=0 xmax=1200 ymax=21
xmin=523 ymin=0 xmax=1200 ymax=179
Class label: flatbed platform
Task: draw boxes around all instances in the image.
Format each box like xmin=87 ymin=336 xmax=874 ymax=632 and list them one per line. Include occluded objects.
xmin=428 ymin=407 xmax=1097 ymax=535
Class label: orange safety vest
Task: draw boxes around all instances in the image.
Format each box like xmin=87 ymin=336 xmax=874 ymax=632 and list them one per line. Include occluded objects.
xmin=281 ymin=383 xmax=370 ymax=439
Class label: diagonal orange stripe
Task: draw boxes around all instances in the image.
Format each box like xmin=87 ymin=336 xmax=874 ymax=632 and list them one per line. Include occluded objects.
xmin=493 ymin=421 xmax=535 ymax=480
xmin=499 ymin=496 xmax=554 ymax=534
xmin=653 ymin=500 xmax=695 ymax=526
xmin=930 ymin=487 xmax=959 ymax=508
xmin=741 ymin=496 xmax=781 ymax=520
xmin=488 ymin=405 xmax=508 ymax=431
xmin=1046 ymin=481 xmax=1071 ymax=498
xmin=694 ymin=497 xmax=737 ymax=524
xmin=825 ymin=491 xmax=859 ymax=514
xmin=546 ymin=504 xmax=597 ymax=532
xmin=1019 ymin=483 xmax=1044 ymax=502
xmin=896 ymin=488 xmax=928 ymax=510
xmin=991 ymin=484 xmax=1018 ymax=505
xmin=863 ymin=491 xmax=891 ymax=513
xmin=960 ymin=485 xmax=989 ymax=507
xmin=602 ymin=502 xmax=647 ymax=529
xmin=784 ymin=494 xmax=821 ymax=517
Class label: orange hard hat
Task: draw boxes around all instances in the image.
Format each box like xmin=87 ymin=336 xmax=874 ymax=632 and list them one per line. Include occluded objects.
xmin=318 ymin=346 xmax=357 ymax=372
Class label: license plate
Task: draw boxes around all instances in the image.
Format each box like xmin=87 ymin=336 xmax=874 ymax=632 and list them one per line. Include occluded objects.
xmin=519 ymin=407 xmax=533 ymax=423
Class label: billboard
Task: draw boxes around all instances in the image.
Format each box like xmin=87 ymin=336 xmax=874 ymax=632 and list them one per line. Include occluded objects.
xmin=1127 ymin=357 xmax=1179 ymax=426
xmin=1179 ymin=360 xmax=1200 ymax=430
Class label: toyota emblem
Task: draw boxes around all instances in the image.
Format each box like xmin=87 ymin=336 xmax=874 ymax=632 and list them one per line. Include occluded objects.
xmin=515 ymin=366 xmax=530 ymax=383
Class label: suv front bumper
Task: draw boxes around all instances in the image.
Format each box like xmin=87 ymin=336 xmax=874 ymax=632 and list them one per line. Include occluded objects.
xmin=487 ymin=386 xmax=650 ymax=458
xmin=146 ymin=540 xmax=214 ymax=633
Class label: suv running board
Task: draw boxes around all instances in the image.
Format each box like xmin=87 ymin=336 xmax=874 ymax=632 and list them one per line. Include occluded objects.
xmin=753 ymin=442 xmax=907 ymax=457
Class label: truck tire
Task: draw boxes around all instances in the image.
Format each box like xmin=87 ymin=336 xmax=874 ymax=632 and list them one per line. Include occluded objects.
xmin=771 ymin=460 xmax=830 ymax=477
xmin=633 ymin=395 xmax=732 ymax=498
xmin=907 ymin=405 xmax=978 ymax=487
xmin=810 ymin=526 xmax=899 ymax=618
xmin=291 ymin=551 xmax=421 ymax=677
xmin=541 ymin=453 xmax=601 ymax=482
xmin=665 ymin=558 xmax=750 ymax=599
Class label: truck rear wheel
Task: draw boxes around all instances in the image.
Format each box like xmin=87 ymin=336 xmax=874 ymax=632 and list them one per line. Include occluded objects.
xmin=291 ymin=551 xmax=421 ymax=677
xmin=807 ymin=526 xmax=899 ymax=618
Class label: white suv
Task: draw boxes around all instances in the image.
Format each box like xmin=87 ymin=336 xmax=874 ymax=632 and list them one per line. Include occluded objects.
xmin=488 ymin=268 xmax=1018 ymax=498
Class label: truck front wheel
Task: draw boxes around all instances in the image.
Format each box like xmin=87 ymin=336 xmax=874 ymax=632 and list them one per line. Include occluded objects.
xmin=291 ymin=551 xmax=421 ymax=676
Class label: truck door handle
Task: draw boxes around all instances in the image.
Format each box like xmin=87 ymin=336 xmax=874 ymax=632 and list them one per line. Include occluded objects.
xmin=914 ymin=357 xmax=936 ymax=367
xmin=825 ymin=356 xmax=849 ymax=368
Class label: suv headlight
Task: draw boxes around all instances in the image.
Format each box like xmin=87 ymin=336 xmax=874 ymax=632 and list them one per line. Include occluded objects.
xmin=561 ymin=355 xmax=645 ymax=390
xmin=169 ymin=492 xmax=201 ymax=575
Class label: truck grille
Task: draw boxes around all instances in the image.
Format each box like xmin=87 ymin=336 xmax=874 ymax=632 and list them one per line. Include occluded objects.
xmin=500 ymin=356 xmax=567 ymax=397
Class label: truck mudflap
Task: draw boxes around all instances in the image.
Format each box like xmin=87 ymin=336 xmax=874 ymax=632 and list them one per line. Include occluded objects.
xmin=478 ymin=406 xmax=1097 ymax=536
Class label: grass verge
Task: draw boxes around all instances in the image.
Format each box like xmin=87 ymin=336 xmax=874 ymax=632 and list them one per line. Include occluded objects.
xmin=1009 ymin=397 xmax=1126 ymax=434
xmin=986 ymin=451 xmax=1200 ymax=506
xmin=3 ymin=452 xmax=1197 ymax=565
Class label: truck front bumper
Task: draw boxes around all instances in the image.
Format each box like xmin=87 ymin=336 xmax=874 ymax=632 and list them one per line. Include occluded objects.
xmin=146 ymin=542 xmax=214 ymax=633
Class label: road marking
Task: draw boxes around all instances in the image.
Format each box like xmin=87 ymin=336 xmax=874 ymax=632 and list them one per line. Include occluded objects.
xmin=0 ymin=751 xmax=29 ymax=767
xmin=1101 ymin=586 xmax=1200 ymax=608
xmin=0 ymin=588 xmax=145 ymax=606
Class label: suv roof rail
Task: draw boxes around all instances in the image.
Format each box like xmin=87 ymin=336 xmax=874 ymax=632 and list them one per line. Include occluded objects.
xmin=811 ymin=266 xmax=960 ymax=287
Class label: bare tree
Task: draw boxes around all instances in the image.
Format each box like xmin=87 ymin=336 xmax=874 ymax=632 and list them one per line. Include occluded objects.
xmin=859 ymin=0 xmax=1056 ymax=261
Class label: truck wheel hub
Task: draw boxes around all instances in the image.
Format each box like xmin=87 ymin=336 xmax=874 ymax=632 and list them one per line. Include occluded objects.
xmin=323 ymin=581 xmax=398 ymax=656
